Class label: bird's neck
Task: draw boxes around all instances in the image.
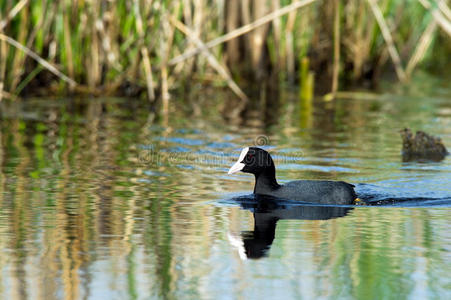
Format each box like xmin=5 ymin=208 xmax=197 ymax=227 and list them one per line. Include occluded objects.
xmin=254 ymin=213 xmax=278 ymax=242
xmin=254 ymin=167 xmax=280 ymax=194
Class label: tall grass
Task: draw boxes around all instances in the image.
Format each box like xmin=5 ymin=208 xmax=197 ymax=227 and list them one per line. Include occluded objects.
xmin=0 ymin=0 xmax=449 ymax=101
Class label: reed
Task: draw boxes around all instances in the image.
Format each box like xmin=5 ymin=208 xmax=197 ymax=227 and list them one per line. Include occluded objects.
xmin=0 ymin=0 xmax=449 ymax=102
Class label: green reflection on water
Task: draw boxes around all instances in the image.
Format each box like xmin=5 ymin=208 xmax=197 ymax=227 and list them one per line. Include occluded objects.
xmin=0 ymin=88 xmax=450 ymax=299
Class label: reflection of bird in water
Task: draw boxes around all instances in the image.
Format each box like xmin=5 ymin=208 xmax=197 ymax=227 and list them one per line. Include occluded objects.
xmin=228 ymin=195 xmax=352 ymax=259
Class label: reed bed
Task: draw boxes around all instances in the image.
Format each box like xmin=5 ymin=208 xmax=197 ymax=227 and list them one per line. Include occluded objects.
xmin=0 ymin=0 xmax=450 ymax=102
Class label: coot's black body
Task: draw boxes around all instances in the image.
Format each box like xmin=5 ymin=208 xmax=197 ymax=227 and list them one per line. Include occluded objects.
xmin=228 ymin=147 xmax=357 ymax=205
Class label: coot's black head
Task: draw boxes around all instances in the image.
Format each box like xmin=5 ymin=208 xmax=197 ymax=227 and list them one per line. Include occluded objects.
xmin=228 ymin=147 xmax=275 ymax=175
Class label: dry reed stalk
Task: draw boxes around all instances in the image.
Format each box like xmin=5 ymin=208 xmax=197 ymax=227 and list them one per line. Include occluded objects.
xmin=250 ymin=0 xmax=269 ymax=74
xmin=0 ymin=89 xmax=18 ymax=101
xmin=133 ymin=0 xmax=155 ymax=101
xmin=367 ymin=0 xmax=406 ymax=82
xmin=418 ymin=0 xmax=451 ymax=36
xmin=271 ymin=0 xmax=281 ymax=70
xmin=10 ymin=4 xmax=29 ymax=91
xmin=0 ymin=33 xmax=77 ymax=87
xmin=225 ymin=0 xmax=241 ymax=66
xmin=181 ymin=0 xmax=196 ymax=75
xmin=101 ymin=6 xmax=122 ymax=73
xmin=241 ymin=0 xmax=252 ymax=53
xmin=0 ymin=0 xmax=29 ymax=31
xmin=193 ymin=0 xmax=203 ymax=38
xmin=342 ymin=1 xmax=374 ymax=80
xmin=216 ymin=0 xmax=225 ymax=36
xmin=161 ymin=65 xmax=170 ymax=114
xmin=406 ymin=20 xmax=437 ymax=78
xmin=240 ymin=0 xmax=251 ymax=27
xmin=183 ymin=0 xmax=193 ymax=27
xmin=169 ymin=0 xmax=318 ymax=66
xmin=193 ymin=0 xmax=206 ymax=69
xmin=161 ymin=2 xmax=180 ymax=116
xmin=140 ymin=49 xmax=155 ymax=101
xmin=331 ymin=0 xmax=340 ymax=96
xmin=437 ymin=0 xmax=451 ymax=20
xmin=161 ymin=55 xmax=170 ymax=116
xmin=169 ymin=16 xmax=248 ymax=102
xmin=87 ymin=1 xmax=101 ymax=88
xmin=285 ymin=10 xmax=297 ymax=82
xmin=63 ymin=1 xmax=75 ymax=82
xmin=0 ymin=28 xmax=6 ymax=102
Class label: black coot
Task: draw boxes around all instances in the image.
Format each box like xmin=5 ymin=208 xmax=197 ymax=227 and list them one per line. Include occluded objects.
xmin=228 ymin=147 xmax=357 ymax=205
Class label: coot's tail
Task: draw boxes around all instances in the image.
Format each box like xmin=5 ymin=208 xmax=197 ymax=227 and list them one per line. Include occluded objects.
xmin=344 ymin=182 xmax=358 ymax=201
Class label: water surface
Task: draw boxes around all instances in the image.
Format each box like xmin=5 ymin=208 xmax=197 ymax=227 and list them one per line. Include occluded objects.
xmin=0 ymin=87 xmax=450 ymax=299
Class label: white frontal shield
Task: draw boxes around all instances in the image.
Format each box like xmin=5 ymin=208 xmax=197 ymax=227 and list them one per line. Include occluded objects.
xmin=228 ymin=147 xmax=249 ymax=174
